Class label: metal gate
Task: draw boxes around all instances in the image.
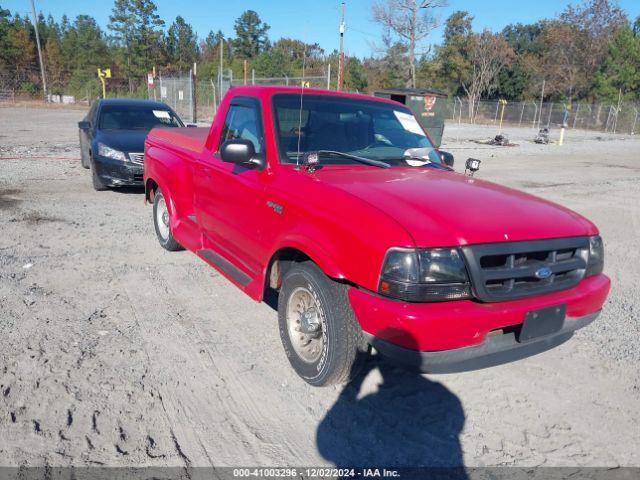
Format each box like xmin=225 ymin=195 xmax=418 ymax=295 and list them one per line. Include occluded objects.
xmin=148 ymin=71 xmax=194 ymax=123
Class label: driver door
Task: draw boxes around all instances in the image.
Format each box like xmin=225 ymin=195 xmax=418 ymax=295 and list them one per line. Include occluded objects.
xmin=193 ymin=96 xmax=271 ymax=280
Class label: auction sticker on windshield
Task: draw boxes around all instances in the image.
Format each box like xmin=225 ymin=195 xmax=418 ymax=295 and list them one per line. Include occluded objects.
xmin=153 ymin=110 xmax=171 ymax=120
xmin=394 ymin=110 xmax=425 ymax=136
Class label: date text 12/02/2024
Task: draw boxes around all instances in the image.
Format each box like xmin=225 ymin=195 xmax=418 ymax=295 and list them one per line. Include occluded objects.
xmin=232 ymin=468 xmax=400 ymax=478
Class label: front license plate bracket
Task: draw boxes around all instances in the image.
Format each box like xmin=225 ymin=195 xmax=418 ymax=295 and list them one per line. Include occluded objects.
xmin=519 ymin=304 xmax=567 ymax=342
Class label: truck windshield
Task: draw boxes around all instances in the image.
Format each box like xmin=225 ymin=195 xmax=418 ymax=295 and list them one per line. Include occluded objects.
xmin=272 ymin=94 xmax=442 ymax=166
xmin=99 ymin=105 xmax=183 ymax=130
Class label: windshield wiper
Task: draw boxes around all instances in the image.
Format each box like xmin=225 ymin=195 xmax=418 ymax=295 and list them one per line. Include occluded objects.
xmin=384 ymin=155 xmax=451 ymax=170
xmin=314 ymin=150 xmax=391 ymax=169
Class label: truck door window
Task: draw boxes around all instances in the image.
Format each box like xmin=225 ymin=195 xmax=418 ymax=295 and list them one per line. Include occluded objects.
xmin=221 ymin=104 xmax=264 ymax=154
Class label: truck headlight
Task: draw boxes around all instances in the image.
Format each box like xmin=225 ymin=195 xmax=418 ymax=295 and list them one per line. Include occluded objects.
xmin=98 ymin=142 xmax=127 ymax=161
xmin=586 ymin=235 xmax=604 ymax=277
xmin=379 ymin=248 xmax=472 ymax=302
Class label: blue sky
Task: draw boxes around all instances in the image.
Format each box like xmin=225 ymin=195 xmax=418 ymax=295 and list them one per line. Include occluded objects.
xmin=5 ymin=0 xmax=640 ymax=58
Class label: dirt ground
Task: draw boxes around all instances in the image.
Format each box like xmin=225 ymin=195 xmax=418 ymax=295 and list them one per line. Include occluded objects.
xmin=0 ymin=105 xmax=639 ymax=468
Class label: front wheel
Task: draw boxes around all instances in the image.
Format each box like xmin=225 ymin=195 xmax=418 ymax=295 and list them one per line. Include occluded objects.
xmin=79 ymin=134 xmax=90 ymax=169
xmin=153 ymin=189 xmax=183 ymax=251
xmin=91 ymin=160 xmax=108 ymax=191
xmin=278 ymin=262 xmax=368 ymax=386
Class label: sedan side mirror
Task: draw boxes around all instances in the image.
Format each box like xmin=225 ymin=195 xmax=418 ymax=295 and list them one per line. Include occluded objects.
xmin=220 ymin=139 xmax=265 ymax=170
xmin=439 ymin=150 xmax=454 ymax=167
xmin=78 ymin=120 xmax=91 ymax=130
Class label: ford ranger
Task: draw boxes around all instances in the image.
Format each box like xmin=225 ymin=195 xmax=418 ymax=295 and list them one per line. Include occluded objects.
xmin=143 ymin=86 xmax=610 ymax=386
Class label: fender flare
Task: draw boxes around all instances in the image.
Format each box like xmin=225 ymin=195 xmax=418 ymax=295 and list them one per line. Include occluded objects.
xmin=266 ymin=235 xmax=346 ymax=282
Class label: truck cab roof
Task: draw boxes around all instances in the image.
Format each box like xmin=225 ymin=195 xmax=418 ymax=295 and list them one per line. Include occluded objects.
xmin=221 ymin=85 xmax=405 ymax=107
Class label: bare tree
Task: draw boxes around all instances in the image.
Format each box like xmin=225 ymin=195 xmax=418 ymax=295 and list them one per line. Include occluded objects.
xmin=461 ymin=30 xmax=514 ymax=120
xmin=372 ymin=0 xmax=447 ymax=88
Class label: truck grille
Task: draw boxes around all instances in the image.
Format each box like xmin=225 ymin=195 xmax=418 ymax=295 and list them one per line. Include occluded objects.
xmin=128 ymin=152 xmax=144 ymax=164
xmin=461 ymin=237 xmax=589 ymax=302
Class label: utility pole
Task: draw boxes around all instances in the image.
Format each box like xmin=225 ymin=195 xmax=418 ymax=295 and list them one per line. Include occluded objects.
xmin=538 ymin=79 xmax=546 ymax=130
xmin=338 ymin=1 xmax=345 ymax=91
xmin=244 ymin=60 xmax=248 ymax=85
xmin=30 ymin=0 xmax=47 ymax=101
xmin=192 ymin=62 xmax=197 ymax=123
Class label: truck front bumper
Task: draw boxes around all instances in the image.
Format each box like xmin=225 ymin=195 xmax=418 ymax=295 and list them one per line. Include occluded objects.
xmin=348 ymin=274 xmax=610 ymax=373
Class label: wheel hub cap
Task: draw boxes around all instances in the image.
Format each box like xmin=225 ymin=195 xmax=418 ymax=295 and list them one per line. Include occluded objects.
xmin=156 ymin=197 xmax=170 ymax=240
xmin=286 ymin=287 xmax=325 ymax=363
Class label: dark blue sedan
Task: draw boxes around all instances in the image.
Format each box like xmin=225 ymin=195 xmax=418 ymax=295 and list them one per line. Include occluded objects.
xmin=78 ymin=99 xmax=184 ymax=191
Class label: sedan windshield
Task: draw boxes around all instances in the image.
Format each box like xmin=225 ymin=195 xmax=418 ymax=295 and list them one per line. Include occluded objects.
xmin=273 ymin=94 xmax=442 ymax=166
xmin=99 ymin=105 xmax=183 ymax=130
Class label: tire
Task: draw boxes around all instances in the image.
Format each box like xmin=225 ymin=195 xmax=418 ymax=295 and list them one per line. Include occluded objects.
xmin=278 ymin=261 xmax=368 ymax=386
xmin=153 ymin=189 xmax=183 ymax=251
xmin=91 ymin=160 xmax=108 ymax=191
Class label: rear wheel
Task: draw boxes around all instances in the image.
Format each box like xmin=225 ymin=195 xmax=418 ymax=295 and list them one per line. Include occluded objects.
xmin=278 ymin=261 xmax=368 ymax=386
xmin=153 ymin=189 xmax=183 ymax=251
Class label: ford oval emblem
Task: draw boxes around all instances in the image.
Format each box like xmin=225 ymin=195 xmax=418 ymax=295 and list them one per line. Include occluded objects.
xmin=535 ymin=267 xmax=553 ymax=279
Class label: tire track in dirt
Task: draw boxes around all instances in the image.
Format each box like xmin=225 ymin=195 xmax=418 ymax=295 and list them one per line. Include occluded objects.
xmin=159 ymin=264 xmax=321 ymax=463
xmin=120 ymin=266 xmax=320 ymax=466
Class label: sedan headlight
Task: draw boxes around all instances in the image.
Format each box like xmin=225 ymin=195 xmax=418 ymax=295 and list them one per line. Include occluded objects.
xmin=97 ymin=142 xmax=127 ymax=161
xmin=379 ymin=248 xmax=472 ymax=302
xmin=586 ymin=235 xmax=604 ymax=277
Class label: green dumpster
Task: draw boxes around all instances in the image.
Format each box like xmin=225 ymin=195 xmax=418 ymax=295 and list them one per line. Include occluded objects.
xmin=374 ymin=88 xmax=448 ymax=147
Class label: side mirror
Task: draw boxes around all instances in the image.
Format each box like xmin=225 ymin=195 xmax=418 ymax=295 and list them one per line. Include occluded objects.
xmin=439 ymin=150 xmax=454 ymax=167
xmin=220 ymin=139 xmax=265 ymax=170
xmin=78 ymin=120 xmax=90 ymax=130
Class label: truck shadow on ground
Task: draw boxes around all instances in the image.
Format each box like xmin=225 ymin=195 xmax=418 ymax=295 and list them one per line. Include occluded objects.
xmin=316 ymin=330 xmax=467 ymax=473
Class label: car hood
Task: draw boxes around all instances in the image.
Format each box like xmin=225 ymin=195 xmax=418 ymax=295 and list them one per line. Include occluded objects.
xmin=313 ymin=166 xmax=597 ymax=246
xmin=95 ymin=130 xmax=149 ymax=153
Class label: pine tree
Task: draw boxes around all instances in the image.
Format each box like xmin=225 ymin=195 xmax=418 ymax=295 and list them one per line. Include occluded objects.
xmin=593 ymin=23 xmax=640 ymax=102
xmin=233 ymin=10 xmax=270 ymax=59
xmin=166 ymin=16 xmax=198 ymax=72
xmin=109 ymin=0 xmax=163 ymax=92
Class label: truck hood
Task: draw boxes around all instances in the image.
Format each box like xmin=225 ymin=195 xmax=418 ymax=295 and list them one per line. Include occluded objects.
xmin=313 ymin=166 xmax=597 ymax=246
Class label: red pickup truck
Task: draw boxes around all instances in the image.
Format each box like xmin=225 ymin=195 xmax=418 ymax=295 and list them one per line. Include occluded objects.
xmin=143 ymin=86 xmax=610 ymax=386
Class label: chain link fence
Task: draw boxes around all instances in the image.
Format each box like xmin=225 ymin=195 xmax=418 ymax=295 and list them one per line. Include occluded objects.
xmin=4 ymin=66 xmax=637 ymax=135
xmin=448 ymin=98 xmax=640 ymax=135
xmin=147 ymin=71 xmax=195 ymax=122
xmin=148 ymin=68 xmax=329 ymax=123
xmin=0 ymin=68 xmax=43 ymax=101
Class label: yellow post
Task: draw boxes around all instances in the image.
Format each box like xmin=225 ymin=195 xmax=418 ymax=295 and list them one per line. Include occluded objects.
xmin=97 ymin=68 xmax=111 ymax=98
xmin=498 ymin=99 xmax=508 ymax=133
